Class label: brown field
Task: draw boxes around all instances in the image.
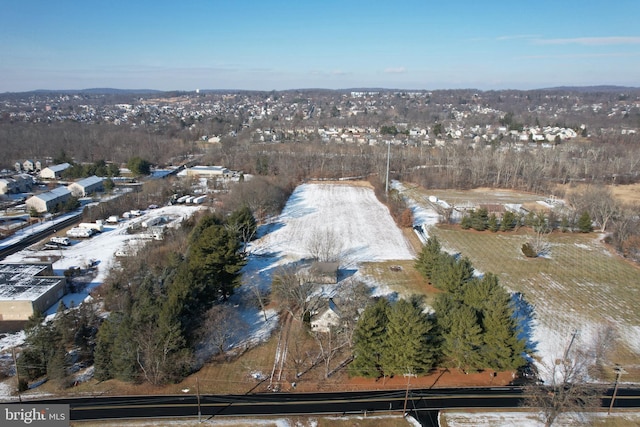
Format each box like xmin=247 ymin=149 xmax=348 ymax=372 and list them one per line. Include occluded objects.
xmin=554 ymin=182 xmax=640 ymax=205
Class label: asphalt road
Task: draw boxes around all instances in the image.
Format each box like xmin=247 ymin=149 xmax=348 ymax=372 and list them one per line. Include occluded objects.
xmin=21 ymin=386 xmax=640 ymax=423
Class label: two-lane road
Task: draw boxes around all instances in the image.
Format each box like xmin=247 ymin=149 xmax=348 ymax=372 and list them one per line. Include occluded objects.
xmin=22 ymin=386 xmax=640 ymax=423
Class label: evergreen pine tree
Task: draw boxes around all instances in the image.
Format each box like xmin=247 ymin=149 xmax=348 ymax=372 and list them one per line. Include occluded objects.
xmin=381 ymin=298 xmax=436 ymax=376
xmin=414 ymin=236 xmax=442 ymax=281
xmin=441 ymin=305 xmax=484 ymax=373
xmin=460 ymin=214 xmax=472 ymax=230
xmin=431 ymin=255 xmax=474 ymax=293
xmin=480 ymin=292 xmax=526 ymax=371
xmin=500 ymin=211 xmax=517 ymax=231
xmin=577 ymin=211 xmax=593 ymax=233
xmin=93 ymin=317 xmax=116 ymax=381
xmin=227 ymin=205 xmax=258 ymax=247
xmin=189 ymin=223 xmax=246 ymax=301
xmin=488 ymin=213 xmax=499 ymax=232
xmin=46 ymin=347 xmax=68 ymax=388
xmin=471 ymin=208 xmax=489 ymax=231
xmin=350 ymin=298 xmax=390 ymax=378
xmin=111 ymin=314 xmax=139 ymax=382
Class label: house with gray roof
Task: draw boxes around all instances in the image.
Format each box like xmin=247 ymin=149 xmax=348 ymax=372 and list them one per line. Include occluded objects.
xmin=40 ymin=162 xmax=71 ymax=179
xmin=67 ymin=175 xmax=104 ymax=197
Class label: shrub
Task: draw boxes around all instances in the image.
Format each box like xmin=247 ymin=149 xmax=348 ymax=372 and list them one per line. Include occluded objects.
xmin=521 ymin=242 xmax=537 ymax=258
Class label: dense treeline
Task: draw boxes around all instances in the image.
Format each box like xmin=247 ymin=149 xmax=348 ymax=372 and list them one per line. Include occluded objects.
xmin=1 ymin=122 xmax=196 ymax=167
xmin=17 ymin=199 xmax=259 ymax=387
xmin=93 ymin=208 xmax=253 ymax=384
xmin=350 ymin=236 xmax=526 ymax=378
xmin=17 ymin=302 xmax=101 ymax=390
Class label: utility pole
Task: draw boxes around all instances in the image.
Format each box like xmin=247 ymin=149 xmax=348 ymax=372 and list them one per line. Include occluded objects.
xmin=402 ymin=369 xmax=416 ymax=417
xmin=385 ymin=141 xmax=391 ymax=195
xmin=563 ymin=329 xmax=579 ymax=362
xmin=196 ymin=376 xmax=201 ymax=423
xmin=12 ymin=348 xmax=22 ymax=402
xmin=608 ymin=366 xmax=627 ymax=415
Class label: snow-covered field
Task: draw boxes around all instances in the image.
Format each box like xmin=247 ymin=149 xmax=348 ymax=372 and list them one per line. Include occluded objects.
xmin=239 ymin=183 xmax=415 ymax=301
xmin=0 ymin=183 xmax=417 ymax=399
xmin=441 ymin=410 xmax=640 ymax=426
xmin=250 ymin=183 xmax=415 ymax=266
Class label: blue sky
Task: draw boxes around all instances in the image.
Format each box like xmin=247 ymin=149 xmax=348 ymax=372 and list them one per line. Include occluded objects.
xmin=1 ymin=0 xmax=639 ymax=92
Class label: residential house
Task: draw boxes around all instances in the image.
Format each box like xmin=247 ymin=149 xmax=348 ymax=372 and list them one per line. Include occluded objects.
xmin=0 ymin=174 xmax=33 ymax=194
xmin=23 ymin=160 xmax=37 ymax=172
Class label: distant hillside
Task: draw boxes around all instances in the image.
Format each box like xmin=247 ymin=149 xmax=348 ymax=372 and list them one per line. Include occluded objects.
xmin=29 ymin=88 xmax=163 ymax=95
xmin=541 ymin=85 xmax=640 ymax=93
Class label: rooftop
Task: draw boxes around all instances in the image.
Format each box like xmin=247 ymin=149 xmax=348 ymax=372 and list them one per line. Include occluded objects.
xmin=0 ymin=263 xmax=64 ymax=301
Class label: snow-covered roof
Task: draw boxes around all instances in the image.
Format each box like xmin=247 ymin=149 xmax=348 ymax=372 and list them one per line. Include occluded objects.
xmin=44 ymin=163 xmax=71 ymax=173
xmin=0 ymin=263 xmax=64 ymax=301
xmin=69 ymin=175 xmax=103 ymax=188
xmin=30 ymin=187 xmax=71 ymax=203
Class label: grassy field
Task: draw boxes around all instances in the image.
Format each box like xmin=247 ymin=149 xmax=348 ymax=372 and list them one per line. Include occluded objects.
xmin=398 ymin=183 xmax=640 ymax=382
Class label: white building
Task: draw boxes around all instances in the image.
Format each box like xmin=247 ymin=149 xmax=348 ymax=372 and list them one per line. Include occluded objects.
xmin=25 ymin=187 xmax=72 ymax=213
xmin=67 ymin=175 xmax=104 ymax=197
xmin=181 ymin=165 xmax=231 ymax=178
xmin=0 ymin=263 xmax=66 ymax=322
xmin=40 ymin=163 xmax=71 ymax=179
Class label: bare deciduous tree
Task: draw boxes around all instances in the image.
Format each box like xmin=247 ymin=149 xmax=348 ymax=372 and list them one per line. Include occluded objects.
xmin=567 ymin=185 xmax=619 ymax=233
xmin=200 ymin=305 xmax=247 ymax=355
xmin=312 ymin=326 xmax=349 ymax=379
xmin=306 ymin=227 xmax=343 ymax=262
xmin=591 ymin=322 xmax=619 ymax=370
xmin=250 ymin=284 xmax=270 ymax=322
xmin=524 ymin=344 xmax=603 ymax=427
xmin=271 ymin=266 xmax=322 ymax=321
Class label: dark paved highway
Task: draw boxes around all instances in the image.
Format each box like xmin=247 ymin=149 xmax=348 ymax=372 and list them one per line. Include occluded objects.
xmin=17 ymin=386 xmax=640 ymax=424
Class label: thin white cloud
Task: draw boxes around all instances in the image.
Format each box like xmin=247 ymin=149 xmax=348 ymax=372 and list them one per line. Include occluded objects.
xmin=534 ymin=36 xmax=640 ymax=46
xmin=496 ymin=34 xmax=540 ymax=41
xmin=519 ymin=52 xmax=640 ymax=59
xmin=384 ymin=67 xmax=407 ymax=74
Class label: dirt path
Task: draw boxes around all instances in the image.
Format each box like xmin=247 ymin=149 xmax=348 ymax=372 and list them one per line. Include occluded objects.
xmin=269 ymin=311 xmax=292 ymax=391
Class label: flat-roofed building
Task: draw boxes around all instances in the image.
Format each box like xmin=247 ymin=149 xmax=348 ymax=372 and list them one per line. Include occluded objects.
xmin=0 ymin=263 xmax=67 ymax=321
xmin=182 ymin=165 xmax=231 ymax=178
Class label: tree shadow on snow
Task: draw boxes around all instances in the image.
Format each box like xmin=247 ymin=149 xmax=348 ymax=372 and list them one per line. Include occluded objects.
xmin=511 ymin=292 xmax=539 ymax=358
xmin=255 ymin=221 xmax=285 ymax=239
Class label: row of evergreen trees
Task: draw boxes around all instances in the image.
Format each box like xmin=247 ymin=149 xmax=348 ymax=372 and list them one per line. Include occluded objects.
xmin=460 ymin=208 xmax=592 ymax=233
xmin=17 ymin=302 xmax=100 ymax=390
xmin=14 ymin=206 xmax=252 ymax=388
xmin=93 ymin=207 xmax=255 ymax=385
xmin=350 ymin=236 xmax=526 ymax=378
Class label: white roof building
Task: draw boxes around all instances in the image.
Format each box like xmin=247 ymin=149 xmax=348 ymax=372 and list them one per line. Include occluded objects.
xmin=180 ymin=165 xmax=231 ymax=178
xmin=67 ymin=175 xmax=104 ymax=197
xmin=25 ymin=187 xmax=72 ymax=213
xmin=40 ymin=163 xmax=71 ymax=179
xmin=0 ymin=263 xmax=67 ymax=322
